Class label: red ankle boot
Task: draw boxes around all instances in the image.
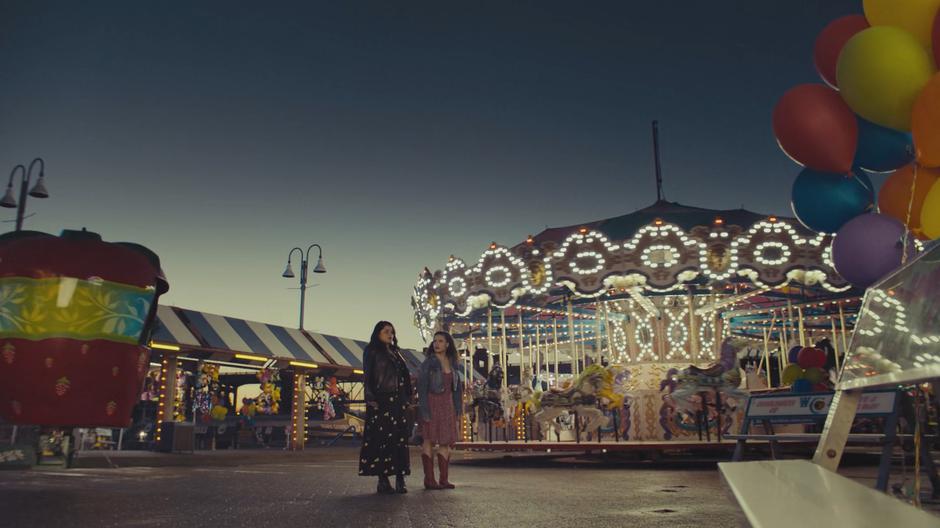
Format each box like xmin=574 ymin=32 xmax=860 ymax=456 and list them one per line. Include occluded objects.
xmin=437 ymin=454 xmax=455 ymax=489
xmin=422 ymin=454 xmax=441 ymax=490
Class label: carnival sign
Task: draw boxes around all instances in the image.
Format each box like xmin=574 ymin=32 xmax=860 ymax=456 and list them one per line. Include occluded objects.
xmin=745 ymin=390 xmax=896 ymax=423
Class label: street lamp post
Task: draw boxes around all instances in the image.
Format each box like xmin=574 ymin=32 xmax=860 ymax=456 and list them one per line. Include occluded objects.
xmin=1 ymin=158 xmax=50 ymax=232
xmin=282 ymin=244 xmax=326 ymax=330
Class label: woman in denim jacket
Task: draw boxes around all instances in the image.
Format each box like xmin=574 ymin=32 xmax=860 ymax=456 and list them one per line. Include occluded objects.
xmin=416 ymin=331 xmax=463 ymax=490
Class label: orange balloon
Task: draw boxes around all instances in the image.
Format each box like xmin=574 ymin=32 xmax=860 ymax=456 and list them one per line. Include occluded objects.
xmin=913 ymin=73 xmax=940 ymax=168
xmin=878 ymin=163 xmax=940 ymax=237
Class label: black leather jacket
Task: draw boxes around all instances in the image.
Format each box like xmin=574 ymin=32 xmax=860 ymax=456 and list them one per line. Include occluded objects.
xmin=363 ymin=344 xmax=410 ymax=402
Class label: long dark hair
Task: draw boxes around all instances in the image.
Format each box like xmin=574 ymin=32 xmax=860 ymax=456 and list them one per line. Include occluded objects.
xmin=425 ymin=331 xmax=458 ymax=364
xmin=368 ymin=320 xmax=399 ymax=352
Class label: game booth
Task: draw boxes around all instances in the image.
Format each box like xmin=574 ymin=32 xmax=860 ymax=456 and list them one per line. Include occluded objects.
xmin=125 ymin=305 xmax=431 ymax=453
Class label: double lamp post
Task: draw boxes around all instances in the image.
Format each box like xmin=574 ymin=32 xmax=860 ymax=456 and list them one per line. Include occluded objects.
xmin=282 ymin=244 xmax=326 ymax=330
xmin=2 ymin=157 xmax=49 ymax=231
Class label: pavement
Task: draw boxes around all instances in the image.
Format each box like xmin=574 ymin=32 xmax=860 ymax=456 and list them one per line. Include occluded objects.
xmin=1 ymin=447 xmax=745 ymax=528
xmin=1 ymin=447 xmax=938 ymax=528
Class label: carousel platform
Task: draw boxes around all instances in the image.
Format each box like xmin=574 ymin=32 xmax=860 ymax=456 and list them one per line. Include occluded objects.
xmin=456 ymin=439 xmax=749 ymax=453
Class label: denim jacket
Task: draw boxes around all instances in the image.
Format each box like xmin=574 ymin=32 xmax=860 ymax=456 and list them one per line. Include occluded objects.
xmin=416 ymin=353 xmax=463 ymax=422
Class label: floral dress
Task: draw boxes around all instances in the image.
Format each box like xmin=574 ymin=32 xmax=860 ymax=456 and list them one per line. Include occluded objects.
xmin=421 ymin=371 xmax=458 ymax=446
xmin=358 ymin=351 xmax=412 ymax=477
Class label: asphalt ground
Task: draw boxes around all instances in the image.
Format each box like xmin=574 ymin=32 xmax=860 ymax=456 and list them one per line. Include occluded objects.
xmin=2 ymin=447 xmax=938 ymax=528
xmin=1 ymin=447 xmax=744 ymax=528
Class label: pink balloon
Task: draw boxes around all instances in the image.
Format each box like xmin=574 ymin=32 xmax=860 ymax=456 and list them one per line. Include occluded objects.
xmin=814 ymin=15 xmax=870 ymax=88
xmin=772 ymin=84 xmax=858 ymax=174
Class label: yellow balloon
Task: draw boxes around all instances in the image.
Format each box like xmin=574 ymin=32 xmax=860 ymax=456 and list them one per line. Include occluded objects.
xmin=864 ymin=0 xmax=940 ymax=50
xmin=837 ymin=27 xmax=935 ymax=131
xmin=782 ymin=364 xmax=805 ymax=386
xmin=921 ymin=177 xmax=940 ymax=239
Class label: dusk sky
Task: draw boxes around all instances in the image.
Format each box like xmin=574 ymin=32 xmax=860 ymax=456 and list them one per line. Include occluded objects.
xmin=2 ymin=0 xmax=863 ymax=349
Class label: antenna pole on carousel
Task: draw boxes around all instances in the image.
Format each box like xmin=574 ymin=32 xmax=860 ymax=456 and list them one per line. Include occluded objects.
xmin=652 ymin=120 xmax=664 ymax=203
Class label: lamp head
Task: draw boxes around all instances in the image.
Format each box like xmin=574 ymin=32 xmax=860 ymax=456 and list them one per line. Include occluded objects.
xmin=28 ymin=175 xmax=49 ymax=199
xmin=0 ymin=186 xmax=15 ymax=208
xmin=313 ymin=255 xmax=326 ymax=274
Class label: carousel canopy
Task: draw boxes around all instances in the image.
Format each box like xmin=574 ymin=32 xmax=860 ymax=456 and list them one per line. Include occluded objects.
xmin=522 ymin=200 xmax=813 ymax=249
xmin=412 ymin=199 xmax=863 ymax=365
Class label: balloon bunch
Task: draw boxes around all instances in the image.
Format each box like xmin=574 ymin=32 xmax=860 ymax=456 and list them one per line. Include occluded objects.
xmin=238 ymin=397 xmax=257 ymax=426
xmin=254 ymin=368 xmax=281 ymax=415
xmin=782 ymin=346 xmax=829 ymax=393
xmin=773 ymin=1 xmax=940 ymax=289
xmin=209 ymin=393 xmax=228 ymax=421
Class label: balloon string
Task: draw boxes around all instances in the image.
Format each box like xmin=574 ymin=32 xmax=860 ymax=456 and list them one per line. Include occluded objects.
xmin=851 ymin=171 xmax=874 ymax=196
xmin=901 ymin=163 xmax=918 ymax=266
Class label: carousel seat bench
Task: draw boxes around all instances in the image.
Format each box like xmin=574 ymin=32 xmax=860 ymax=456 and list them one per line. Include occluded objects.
xmin=718 ymin=460 xmax=939 ymax=528
xmin=728 ymin=432 xmax=935 ymax=463
xmin=726 ymin=432 xmax=899 ymax=442
xmin=728 ymin=432 xmax=932 ymax=456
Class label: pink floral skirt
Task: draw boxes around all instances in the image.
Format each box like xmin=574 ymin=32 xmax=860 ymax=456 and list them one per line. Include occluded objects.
xmin=421 ymin=373 xmax=458 ymax=446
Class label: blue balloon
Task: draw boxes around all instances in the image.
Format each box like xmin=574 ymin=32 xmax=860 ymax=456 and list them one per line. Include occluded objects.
xmin=853 ymin=117 xmax=914 ymax=174
xmin=791 ymin=379 xmax=814 ymax=393
xmin=791 ymin=168 xmax=874 ymax=234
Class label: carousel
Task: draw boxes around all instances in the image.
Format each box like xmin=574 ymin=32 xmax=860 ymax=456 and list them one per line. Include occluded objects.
xmin=410 ymin=136 xmax=868 ymax=448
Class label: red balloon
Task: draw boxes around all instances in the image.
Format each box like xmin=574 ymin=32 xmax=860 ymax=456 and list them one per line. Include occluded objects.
xmin=772 ymin=84 xmax=858 ymax=174
xmin=813 ymin=383 xmax=831 ymax=392
xmin=814 ymin=15 xmax=870 ymax=88
xmin=797 ymin=347 xmax=827 ymax=369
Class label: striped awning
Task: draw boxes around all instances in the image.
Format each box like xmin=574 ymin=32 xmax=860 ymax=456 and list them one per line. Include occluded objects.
xmin=400 ymin=349 xmax=424 ymax=375
xmin=153 ymin=306 xmax=368 ymax=368
xmin=152 ymin=306 xmax=450 ymax=377
xmin=307 ymin=332 xmax=366 ymax=368
xmin=152 ymin=305 xmax=201 ymax=346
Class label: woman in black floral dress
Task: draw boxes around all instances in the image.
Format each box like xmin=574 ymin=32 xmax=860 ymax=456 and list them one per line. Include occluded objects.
xmin=358 ymin=321 xmax=413 ymax=494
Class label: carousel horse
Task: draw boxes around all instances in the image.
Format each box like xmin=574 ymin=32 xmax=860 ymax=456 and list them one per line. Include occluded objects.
xmin=661 ymin=337 xmax=748 ymax=402
xmin=660 ymin=337 xmax=748 ymax=440
xmin=531 ymin=370 xmax=549 ymax=392
xmin=528 ymin=365 xmax=627 ymax=440
xmin=507 ymin=368 xmax=535 ymax=421
xmin=468 ymin=365 xmax=506 ymax=425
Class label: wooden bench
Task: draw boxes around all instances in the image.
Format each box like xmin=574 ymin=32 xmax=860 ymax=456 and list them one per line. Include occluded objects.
xmin=719 ymin=459 xmax=939 ymax=528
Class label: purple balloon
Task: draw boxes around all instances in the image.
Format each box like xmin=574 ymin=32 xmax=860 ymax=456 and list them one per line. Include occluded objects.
xmin=788 ymin=346 xmax=802 ymax=364
xmin=831 ymin=213 xmax=916 ymax=289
